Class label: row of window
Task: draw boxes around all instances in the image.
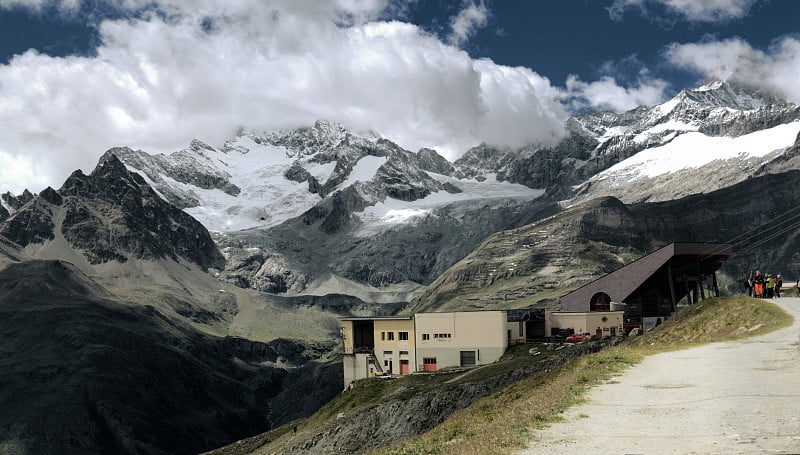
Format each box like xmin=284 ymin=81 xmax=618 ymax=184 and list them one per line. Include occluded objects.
xmin=381 ymin=332 xmax=453 ymax=342
xmin=382 ymin=350 xmax=409 ymax=356
xmin=421 ymin=333 xmax=452 ymax=340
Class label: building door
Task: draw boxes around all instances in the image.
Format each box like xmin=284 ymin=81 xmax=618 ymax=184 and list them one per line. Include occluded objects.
xmin=610 ymin=327 xmax=616 ymax=337
xmin=423 ymin=357 xmax=437 ymax=372
xmin=400 ymin=360 xmax=409 ymax=375
xmin=526 ymin=320 xmax=545 ymax=339
xmin=460 ymin=351 xmax=476 ymax=367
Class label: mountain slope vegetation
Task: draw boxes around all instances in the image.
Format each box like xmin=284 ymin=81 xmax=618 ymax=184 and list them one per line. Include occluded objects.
xmin=0 ymin=260 xmax=341 ymax=455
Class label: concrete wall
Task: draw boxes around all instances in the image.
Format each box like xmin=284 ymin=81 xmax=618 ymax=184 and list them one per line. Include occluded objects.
xmin=415 ymin=311 xmax=508 ymax=370
xmin=546 ymin=311 xmax=624 ymax=337
xmin=341 ymin=320 xmax=355 ymax=353
xmin=343 ymin=353 xmax=376 ymax=387
xmin=507 ymin=320 xmax=526 ymax=343
xmin=373 ymin=319 xmax=415 ymax=375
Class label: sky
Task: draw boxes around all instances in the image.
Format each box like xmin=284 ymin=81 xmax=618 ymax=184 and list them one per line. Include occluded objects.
xmin=0 ymin=0 xmax=799 ymax=194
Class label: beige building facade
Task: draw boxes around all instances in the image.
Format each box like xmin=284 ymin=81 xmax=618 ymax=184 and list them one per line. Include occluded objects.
xmin=341 ymin=309 xmax=625 ymax=387
xmin=341 ymin=311 xmax=509 ymax=386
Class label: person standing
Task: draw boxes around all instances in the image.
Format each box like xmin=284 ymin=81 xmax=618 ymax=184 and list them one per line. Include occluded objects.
xmin=775 ymin=274 xmax=783 ymax=298
xmin=766 ymin=273 xmax=775 ymax=298
xmin=753 ymin=270 xmax=765 ymax=298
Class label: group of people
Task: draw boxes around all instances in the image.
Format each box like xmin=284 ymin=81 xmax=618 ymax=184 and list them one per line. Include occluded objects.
xmin=744 ymin=270 xmax=785 ymax=298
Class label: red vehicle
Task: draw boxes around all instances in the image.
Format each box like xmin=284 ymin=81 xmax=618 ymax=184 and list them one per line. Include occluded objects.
xmin=565 ymin=332 xmax=591 ymax=343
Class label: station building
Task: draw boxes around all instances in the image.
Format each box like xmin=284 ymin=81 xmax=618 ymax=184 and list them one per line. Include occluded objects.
xmin=341 ymin=242 xmax=732 ymax=386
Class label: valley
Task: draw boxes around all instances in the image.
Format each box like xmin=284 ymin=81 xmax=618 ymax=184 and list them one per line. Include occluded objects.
xmin=2 ymin=79 xmax=800 ymax=454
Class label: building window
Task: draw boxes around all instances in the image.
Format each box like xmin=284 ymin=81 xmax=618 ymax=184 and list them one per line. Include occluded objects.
xmin=387 ymin=332 xmax=395 ymax=341
xmin=384 ymin=351 xmax=392 ymax=356
xmin=433 ymin=333 xmax=452 ymax=339
xmin=399 ymin=350 xmax=408 ymax=356
xmin=422 ymin=334 xmax=430 ymax=341
xmin=381 ymin=331 xmax=385 ymax=341
xmin=399 ymin=331 xmax=409 ymax=341
xmin=590 ymin=292 xmax=611 ymax=311
xmin=518 ymin=321 xmax=524 ymax=337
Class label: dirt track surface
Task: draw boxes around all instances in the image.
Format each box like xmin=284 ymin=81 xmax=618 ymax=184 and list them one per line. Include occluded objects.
xmin=521 ymin=297 xmax=800 ymax=455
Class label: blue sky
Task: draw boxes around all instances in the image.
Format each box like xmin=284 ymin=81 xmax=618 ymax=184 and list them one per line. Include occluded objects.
xmin=0 ymin=0 xmax=799 ymax=193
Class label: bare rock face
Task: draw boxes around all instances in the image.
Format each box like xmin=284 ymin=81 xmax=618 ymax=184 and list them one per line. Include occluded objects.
xmin=0 ymin=153 xmax=225 ymax=270
xmin=416 ymin=148 xmax=454 ymax=175
xmin=218 ymin=247 xmax=310 ymax=293
xmin=0 ymin=197 xmax=56 ymax=247
xmin=1 ymin=189 xmax=34 ymax=211
xmin=106 ymin=144 xmax=241 ymax=209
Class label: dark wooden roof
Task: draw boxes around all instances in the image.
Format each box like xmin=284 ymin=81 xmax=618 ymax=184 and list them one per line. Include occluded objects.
xmin=560 ymin=242 xmax=732 ymax=312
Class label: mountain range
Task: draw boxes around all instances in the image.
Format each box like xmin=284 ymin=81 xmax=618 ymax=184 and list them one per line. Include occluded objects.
xmin=2 ymin=79 xmax=799 ymax=453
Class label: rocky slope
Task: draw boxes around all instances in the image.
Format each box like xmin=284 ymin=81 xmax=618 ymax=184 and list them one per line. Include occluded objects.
xmin=209 ymin=340 xmax=620 ymax=455
xmin=102 ymin=80 xmax=800 ymax=304
xmin=455 ymin=80 xmax=800 ymax=204
xmin=0 ymin=153 xmax=224 ymax=270
xmin=409 ymin=168 xmax=800 ymax=313
xmin=0 ymin=260 xmax=342 ymax=455
xmin=111 ymin=120 xmax=548 ymax=301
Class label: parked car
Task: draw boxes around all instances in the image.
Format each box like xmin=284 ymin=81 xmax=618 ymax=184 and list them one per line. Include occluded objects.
xmin=565 ymin=332 xmax=591 ymax=343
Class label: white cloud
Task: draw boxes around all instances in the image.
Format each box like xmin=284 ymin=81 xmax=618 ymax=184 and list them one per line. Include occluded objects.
xmin=0 ymin=0 xmax=569 ymax=194
xmin=666 ymin=37 xmax=800 ymax=103
xmin=448 ymin=0 xmax=489 ymax=47
xmin=608 ymin=0 xmax=759 ymax=22
xmin=562 ymin=75 xmax=669 ymax=112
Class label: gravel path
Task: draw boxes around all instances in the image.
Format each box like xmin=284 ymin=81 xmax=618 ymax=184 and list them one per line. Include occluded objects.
xmin=520 ymin=297 xmax=800 ymax=455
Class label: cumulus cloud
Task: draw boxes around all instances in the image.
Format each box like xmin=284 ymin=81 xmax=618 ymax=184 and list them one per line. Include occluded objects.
xmin=666 ymin=37 xmax=800 ymax=103
xmin=0 ymin=0 xmax=569 ymax=194
xmin=562 ymin=74 xmax=669 ymax=112
xmin=608 ymin=0 xmax=759 ymax=22
xmin=448 ymin=0 xmax=489 ymax=47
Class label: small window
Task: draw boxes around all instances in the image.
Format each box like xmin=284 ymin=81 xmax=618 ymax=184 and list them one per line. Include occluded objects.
xmin=384 ymin=351 xmax=392 ymax=356
xmin=422 ymin=334 xmax=430 ymax=341
xmin=423 ymin=357 xmax=437 ymax=364
xmin=387 ymin=332 xmax=395 ymax=341
xmin=381 ymin=331 xmax=386 ymax=341
xmin=590 ymin=292 xmax=611 ymax=311
xmin=518 ymin=321 xmax=524 ymax=337
xmin=399 ymin=350 xmax=408 ymax=355
xmin=399 ymin=331 xmax=409 ymax=341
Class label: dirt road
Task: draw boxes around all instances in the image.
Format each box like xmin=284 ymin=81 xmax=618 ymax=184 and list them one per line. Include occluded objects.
xmin=521 ymin=297 xmax=800 ymax=455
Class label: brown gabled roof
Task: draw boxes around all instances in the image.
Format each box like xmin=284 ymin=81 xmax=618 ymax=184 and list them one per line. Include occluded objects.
xmin=560 ymin=242 xmax=732 ymax=311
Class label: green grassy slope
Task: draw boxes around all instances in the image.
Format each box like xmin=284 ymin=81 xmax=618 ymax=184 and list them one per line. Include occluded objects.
xmin=0 ymin=260 xmax=341 ymax=455
xmin=215 ymin=296 xmax=791 ymax=455
xmin=376 ymin=296 xmax=792 ymax=454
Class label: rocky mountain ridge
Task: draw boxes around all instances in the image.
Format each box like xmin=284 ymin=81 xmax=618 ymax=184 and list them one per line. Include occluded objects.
xmin=0 ymin=153 xmax=224 ymax=270
xmin=93 ymin=79 xmax=800 ymax=302
xmin=4 ymin=80 xmax=797 ymax=306
xmin=409 ymin=168 xmax=800 ymax=313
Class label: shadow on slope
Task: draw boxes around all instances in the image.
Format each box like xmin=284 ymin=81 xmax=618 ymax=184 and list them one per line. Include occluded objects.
xmin=0 ymin=260 xmax=342 ymax=455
